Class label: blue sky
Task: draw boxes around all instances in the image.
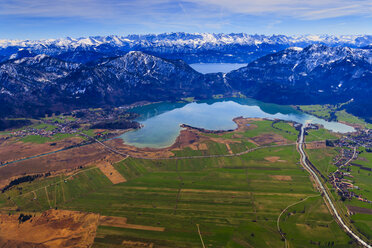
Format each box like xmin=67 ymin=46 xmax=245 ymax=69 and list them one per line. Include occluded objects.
xmin=0 ymin=0 xmax=371 ymax=39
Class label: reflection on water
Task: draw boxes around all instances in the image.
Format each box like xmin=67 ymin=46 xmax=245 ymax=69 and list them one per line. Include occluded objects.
xmin=189 ymin=63 xmax=247 ymax=74
xmin=120 ymin=98 xmax=354 ymax=148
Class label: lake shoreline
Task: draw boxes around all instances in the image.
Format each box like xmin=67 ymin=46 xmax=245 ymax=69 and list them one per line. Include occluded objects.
xmin=120 ymin=98 xmax=355 ymax=148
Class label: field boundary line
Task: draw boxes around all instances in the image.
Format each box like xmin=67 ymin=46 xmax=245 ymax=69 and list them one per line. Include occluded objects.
xmin=299 ymin=125 xmax=371 ymax=248
xmin=277 ymin=194 xmax=320 ymax=248
xmin=1 ymin=134 xmax=329 ymax=166
xmin=61 ymin=175 xmax=66 ymax=202
xmin=45 ymin=186 xmax=52 ymax=209
xmin=14 ymin=166 xmax=98 ymax=200
xmin=196 ymin=224 xmax=206 ymax=248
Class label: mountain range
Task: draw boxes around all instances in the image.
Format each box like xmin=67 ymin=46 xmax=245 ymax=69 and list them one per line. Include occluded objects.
xmin=0 ymin=33 xmax=371 ymax=122
xmin=1 ymin=33 xmax=372 ymax=64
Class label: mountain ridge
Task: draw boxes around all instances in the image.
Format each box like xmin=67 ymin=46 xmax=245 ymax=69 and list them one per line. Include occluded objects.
xmin=0 ymin=44 xmax=371 ymax=121
xmin=1 ymin=33 xmax=372 ymax=64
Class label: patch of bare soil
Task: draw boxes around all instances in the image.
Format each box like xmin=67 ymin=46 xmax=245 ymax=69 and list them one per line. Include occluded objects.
xmin=233 ymin=117 xmax=260 ymax=132
xmin=122 ymin=240 xmax=154 ymax=248
xmin=99 ymin=215 xmax=164 ymax=232
xmin=305 ymin=141 xmax=326 ymax=149
xmin=226 ymin=143 xmax=233 ymax=154
xmin=170 ymin=129 xmax=200 ymax=149
xmin=270 ymin=175 xmax=292 ymax=181
xmin=264 ymin=156 xmax=280 ymax=162
xmin=208 ymin=137 xmax=241 ymax=144
xmin=99 ymin=215 xmax=128 ymax=226
xmin=105 ymin=138 xmax=175 ymax=159
xmin=247 ymin=138 xmax=260 ymax=146
xmin=198 ymin=143 xmax=208 ymax=150
xmin=0 ymin=117 xmax=285 ymax=189
xmin=295 ymin=223 xmax=312 ymax=231
xmin=358 ymin=157 xmax=369 ymax=162
xmin=251 ymin=133 xmax=287 ymax=146
xmin=0 ymin=142 xmax=108 ymax=188
xmin=339 ymin=121 xmax=364 ymax=129
xmin=0 ymin=137 xmax=82 ymax=164
xmin=347 ymin=205 xmax=372 ymax=215
xmin=96 ymin=160 xmax=126 ymax=184
xmin=0 ymin=209 xmax=99 ymax=248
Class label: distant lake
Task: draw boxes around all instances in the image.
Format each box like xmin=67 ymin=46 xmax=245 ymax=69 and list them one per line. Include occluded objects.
xmin=189 ymin=63 xmax=247 ymax=74
xmin=120 ymin=98 xmax=354 ymax=148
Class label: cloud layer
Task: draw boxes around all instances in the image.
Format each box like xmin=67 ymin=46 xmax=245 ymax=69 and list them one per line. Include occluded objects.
xmin=1 ymin=0 xmax=371 ymax=20
xmin=0 ymin=0 xmax=371 ymax=38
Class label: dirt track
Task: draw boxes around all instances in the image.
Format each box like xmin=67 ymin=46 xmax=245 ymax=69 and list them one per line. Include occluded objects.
xmin=99 ymin=215 xmax=165 ymax=231
xmin=0 ymin=142 xmax=108 ymax=188
xmin=0 ymin=137 xmax=82 ymax=164
xmin=0 ymin=117 xmax=288 ymax=188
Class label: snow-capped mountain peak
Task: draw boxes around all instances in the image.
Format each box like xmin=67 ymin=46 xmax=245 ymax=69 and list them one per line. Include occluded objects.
xmin=1 ymin=33 xmax=372 ymax=64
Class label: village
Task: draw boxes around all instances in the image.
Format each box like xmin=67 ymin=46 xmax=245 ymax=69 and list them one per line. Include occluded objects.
xmin=328 ymin=129 xmax=372 ymax=204
xmin=7 ymin=108 xmax=139 ymax=139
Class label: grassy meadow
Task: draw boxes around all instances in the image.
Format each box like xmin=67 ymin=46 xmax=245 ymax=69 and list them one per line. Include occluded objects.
xmin=0 ymin=119 xmax=363 ymax=247
xmin=0 ymin=146 xmax=356 ymax=247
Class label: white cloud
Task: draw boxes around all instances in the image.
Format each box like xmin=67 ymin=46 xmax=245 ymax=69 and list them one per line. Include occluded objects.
xmin=0 ymin=0 xmax=371 ymax=25
xmin=184 ymin=0 xmax=372 ymax=20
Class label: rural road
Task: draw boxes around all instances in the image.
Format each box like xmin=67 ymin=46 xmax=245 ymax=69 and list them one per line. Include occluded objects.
xmin=298 ymin=125 xmax=371 ymax=248
xmin=277 ymin=194 xmax=320 ymax=248
xmin=2 ymin=125 xmax=370 ymax=247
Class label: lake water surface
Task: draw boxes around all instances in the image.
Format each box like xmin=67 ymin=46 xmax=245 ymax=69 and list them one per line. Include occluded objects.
xmin=120 ymin=98 xmax=354 ymax=148
xmin=189 ymin=63 xmax=247 ymax=74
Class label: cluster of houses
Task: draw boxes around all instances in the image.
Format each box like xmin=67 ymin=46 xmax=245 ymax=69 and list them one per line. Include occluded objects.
xmin=329 ymin=170 xmax=371 ymax=203
xmin=329 ymin=171 xmax=357 ymax=200
xmin=328 ymin=129 xmax=372 ymax=203
xmin=333 ymin=129 xmax=372 ymax=149
xmin=332 ymin=148 xmax=355 ymax=168
xmin=10 ymin=125 xmax=78 ymax=138
xmin=8 ymin=108 xmax=136 ymax=139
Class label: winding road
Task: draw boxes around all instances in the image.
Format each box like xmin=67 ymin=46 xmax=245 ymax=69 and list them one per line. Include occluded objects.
xmin=298 ymin=125 xmax=371 ymax=248
xmin=277 ymin=194 xmax=320 ymax=248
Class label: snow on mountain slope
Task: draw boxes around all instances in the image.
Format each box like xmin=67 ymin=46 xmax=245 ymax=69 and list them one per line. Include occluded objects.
xmin=1 ymin=44 xmax=372 ymax=120
xmin=226 ymin=44 xmax=372 ymax=106
xmin=1 ymin=33 xmax=371 ymax=49
xmin=250 ymin=44 xmax=372 ymax=72
xmin=1 ymin=33 xmax=372 ymax=64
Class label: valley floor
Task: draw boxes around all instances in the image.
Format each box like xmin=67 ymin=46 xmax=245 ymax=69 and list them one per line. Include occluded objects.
xmin=0 ymin=117 xmax=370 ymax=247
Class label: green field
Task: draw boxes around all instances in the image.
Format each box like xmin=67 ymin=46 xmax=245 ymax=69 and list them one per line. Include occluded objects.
xmin=298 ymin=104 xmax=334 ymax=120
xmin=305 ymin=144 xmax=372 ymax=244
xmin=305 ymin=128 xmax=338 ymax=142
xmin=336 ymin=110 xmax=372 ymax=129
xmin=0 ymin=142 xmax=357 ymax=247
xmin=0 ymin=119 xmax=365 ymax=247
xmin=305 ymin=147 xmax=339 ymax=176
xmin=204 ymin=120 xmax=298 ymax=143
xmin=351 ymin=214 xmax=372 ymax=240
xmin=354 ymin=147 xmax=372 ymax=169
xmin=42 ymin=115 xmax=77 ymax=124
xmin=298 ymin=104 xmax=372 ymax=129
xmin=20 ymin=133 xmax=78 ymax=144
xmin=32 ymin=123 xmax=58 ymax=131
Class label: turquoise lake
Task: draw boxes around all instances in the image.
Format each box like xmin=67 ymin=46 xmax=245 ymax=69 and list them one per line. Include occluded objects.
xmin=119 ymin=98 xmax=355 ymax=148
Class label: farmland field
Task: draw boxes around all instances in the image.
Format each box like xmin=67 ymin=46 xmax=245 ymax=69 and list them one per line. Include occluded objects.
xmin=0 ymin=141 xmax=357 ymax=247
xmin=305 ymin=145 xmax=372 ymax=245
xmin=0 ymin=118 xmax=367 ymax=247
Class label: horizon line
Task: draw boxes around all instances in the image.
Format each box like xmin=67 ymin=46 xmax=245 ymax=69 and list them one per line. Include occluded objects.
xmin=1 ymin=32 xmax=371 ymax=42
